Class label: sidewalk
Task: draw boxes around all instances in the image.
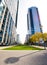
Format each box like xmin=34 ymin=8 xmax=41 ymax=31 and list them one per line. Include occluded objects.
xmin=32 ymin=45 xmax=47 ymax=49
xmin=0 ymin=46 xmax=14 ymax=50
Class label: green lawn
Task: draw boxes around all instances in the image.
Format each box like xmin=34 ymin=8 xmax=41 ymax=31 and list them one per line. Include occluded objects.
xmin=3 ymin=45 xmax=43 ymax=50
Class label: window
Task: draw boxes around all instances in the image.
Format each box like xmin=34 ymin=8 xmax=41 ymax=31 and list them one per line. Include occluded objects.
xmin=0 ymin=30 xmax=3 ymax=36
xmin=1 ymin=24 xmax=4 ymax=30
xmin=3 ymin=8 xmax=8 ymax=25
xmin=3 ymin=32 xmax=6 ymax=43
xmin=29 ymin=9 xmax=35 ymax=34
xmin=0 ymin=16 xmax=2 ymax=21
xmin=3 ymin=19 xmax=5 ymax=25
xmin=0 ymin=37 xmax=2 ymax=42
xmin=0 ymin=16 xmax=2 ymax=19
xmin=0 ymin=6 xmax=4 ymax=16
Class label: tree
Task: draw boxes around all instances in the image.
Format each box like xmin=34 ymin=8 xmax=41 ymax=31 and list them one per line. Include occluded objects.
xmin=43 ymin=33 xmax=47 ymax=41
xmin=29 ymin=32 xmax=43 ymax=44
xmin=28 ymin=32 xmax=47 ymax=45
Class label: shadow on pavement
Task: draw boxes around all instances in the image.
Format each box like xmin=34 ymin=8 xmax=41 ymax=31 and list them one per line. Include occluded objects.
xmin=4 ymin=57 xmax=19 ymax=64
xmin=4 ymin=50 xmax=41 ymax=64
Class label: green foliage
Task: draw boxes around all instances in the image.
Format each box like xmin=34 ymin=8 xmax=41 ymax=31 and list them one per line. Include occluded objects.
xmin=24 ymin=42 xmax=29 ymax=45
xmin=43 ymin=33 xmax=47 ymax=41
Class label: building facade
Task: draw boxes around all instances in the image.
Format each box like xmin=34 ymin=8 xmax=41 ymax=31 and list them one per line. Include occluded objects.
xmin=0 ymin=4 xmax=16 ymax=45
xmin=25 ymin=34 xmax=30 ymax=43
xmin=4 ymin=0 xmax=19 ymax=27
xmin=16 ymin=34 xmax=20 ymax=44
xmin=27 ymin=7 xmax=42 ymax=35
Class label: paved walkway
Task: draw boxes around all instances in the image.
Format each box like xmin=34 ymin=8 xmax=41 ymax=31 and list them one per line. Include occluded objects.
xmin=0 ymin=46 xmax=13 ymax=50
xmin=0 ymin=50 xmax=47 ymax=65
xmin=32 ymin=45 xmax=47 ymax=49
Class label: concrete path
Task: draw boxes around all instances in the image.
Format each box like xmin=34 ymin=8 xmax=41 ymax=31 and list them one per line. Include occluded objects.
xmin=32 ymin=45 xmax=47 ymax=49
xmin=0 ymin=50 xmax=47 ymax=65
xmin=0 ymin=46 xmax=14 ymax=50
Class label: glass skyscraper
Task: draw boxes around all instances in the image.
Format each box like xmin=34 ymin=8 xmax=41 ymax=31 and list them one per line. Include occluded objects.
xmin=27 ymin=7 xmax=42 ymax=35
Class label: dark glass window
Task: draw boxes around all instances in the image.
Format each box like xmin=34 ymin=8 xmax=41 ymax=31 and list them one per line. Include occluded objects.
xmin=0 ymin=6 xmax=5 ymax=16
xmin=29 ymin=9 xmax=35 ymax=34
xmin=0 ymin=16 xmax=1 ymax=21
xmin=3 ymin=32 xmax=6 ymax=43
xmin=3 ymin=19 xmax=5 ymax=25
xmin=0 ymin=16 xmax=2 ymax=19
xmin=3 ymin=7 xmax=8 ymax=25
xmin=0 ymin=37 xmax=2 ymax=42
xmin=0 ymin=30 xmax=3 ymax=36
xmin=1 ymin=24 xmax=4 ymax=30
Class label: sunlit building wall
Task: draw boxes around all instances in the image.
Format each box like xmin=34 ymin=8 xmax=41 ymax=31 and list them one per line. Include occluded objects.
xmin=4 ymin=0 xmax=19 ymax=27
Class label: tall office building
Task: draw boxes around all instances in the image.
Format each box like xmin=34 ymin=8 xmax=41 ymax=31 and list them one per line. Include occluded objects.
xmin=4 ymin=0 xmax=19 ymax=27
xmin=0 ymin=3 xmax=16 ymax=45
xmin=27 ymin=7 xmax=42 ymax=35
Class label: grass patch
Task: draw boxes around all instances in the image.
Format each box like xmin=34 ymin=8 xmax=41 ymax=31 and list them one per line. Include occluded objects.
xmin=3 ymin=45 xmax=44 ymax=50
